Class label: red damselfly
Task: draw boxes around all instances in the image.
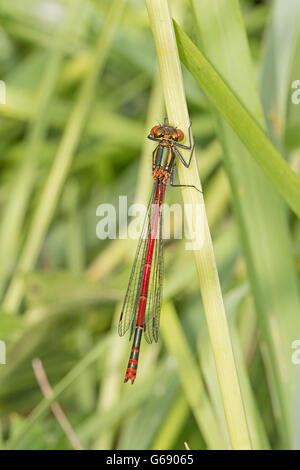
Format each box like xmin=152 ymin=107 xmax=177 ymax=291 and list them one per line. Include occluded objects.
xmin=118 ymin=121 xmax=200 ymax=383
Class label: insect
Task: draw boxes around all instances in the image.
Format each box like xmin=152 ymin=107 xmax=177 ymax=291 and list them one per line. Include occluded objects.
xmin=118 ymin=121 xmax=200 ymax=383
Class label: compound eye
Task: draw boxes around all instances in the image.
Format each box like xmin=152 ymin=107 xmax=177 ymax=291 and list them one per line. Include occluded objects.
xmin=150 ymin=125 xmax=160 ymax=136
xmin=171 ymin=131 xmax=177 ymax=141
xmin=150 ymin=125 xmax=164 ymax=138
xmin=176 ymin=129 xmax=184 ymax=141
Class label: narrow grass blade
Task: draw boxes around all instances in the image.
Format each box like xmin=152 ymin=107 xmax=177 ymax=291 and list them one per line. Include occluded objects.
xmin=161 ymin=302 xmax=226 ymax=449
xmin=6 ymin=334 xmax=112 ymax=450
xmin=260 ymin=0 xmax=300 ymax=147
xmin=151 ymin=392 xmax=189 ymax=450
xmin=191 ymin=0 xmax=300 ymax=446
xmin=77 ymin=361 xmax=170 ymax=446
xmin=146 ymin=0 xmax=251 ymax=449
xmin=2 ymin=0 xmax=127 ymax=313
xmin=173 ymin=22 xmax=300 ymax=218
xmin=0 ymin=0 xmax=82 ymax=297
xmin=259 ymin=0 xmax=300 ymax=448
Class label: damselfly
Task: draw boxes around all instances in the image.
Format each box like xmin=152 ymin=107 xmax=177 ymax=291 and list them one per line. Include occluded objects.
xmin=118 ymin=121 xmax=200 ymax=383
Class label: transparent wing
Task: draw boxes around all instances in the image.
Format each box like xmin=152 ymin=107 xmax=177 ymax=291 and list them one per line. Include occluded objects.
xmin=118 ymin=182 xmax=158 ymax=340
xmin=144 ymin=201 xmax=164 ymax=344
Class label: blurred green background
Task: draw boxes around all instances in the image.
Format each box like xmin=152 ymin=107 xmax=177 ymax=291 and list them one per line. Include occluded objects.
xmin=0 ymin=0 xmax=300 ymax=450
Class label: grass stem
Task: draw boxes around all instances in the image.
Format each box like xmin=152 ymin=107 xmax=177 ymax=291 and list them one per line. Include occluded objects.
xmin=146 ymin=0 xmax=251 ymax=449
xmin=2 ymin=0 xmax=127 ymax=313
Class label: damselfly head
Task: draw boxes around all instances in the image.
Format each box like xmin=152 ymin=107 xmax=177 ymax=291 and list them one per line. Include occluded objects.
xmin=150 ymin=125 xmax=184 ymax=142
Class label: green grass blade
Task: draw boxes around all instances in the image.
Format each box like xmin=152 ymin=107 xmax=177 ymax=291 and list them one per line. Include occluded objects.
xmin=259 ymin=0 xmax=300 ymax=448
xmin=173 ymin=21 xmax=300 ymax=218
xmin=6 ymin=334 xmax=112 ymax=450
xmin=191 ymin=0 xmax=300 ymax=446
xmin=0 ymin=0 xmax=82 ymax=297
xmin=146 ymin=0 xmax=251 ymax=449
xmin=161 ymin=302 xmax=227 ymax=449
xmin=2 ymin=0 xmax=127 ymax=313
xmin=77 ymin=361 xmax=170 ymax=446
xmin=260 ymin=0 xmax=300 ymax=147
xmin=151 ymin=392 xmax=189 ymax=450
xmin=198 ymin=285 xmax=270 ymax=449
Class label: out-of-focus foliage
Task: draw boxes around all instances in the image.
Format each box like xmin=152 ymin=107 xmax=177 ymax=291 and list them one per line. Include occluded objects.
xmin=0 ymin=0 xmax=299 ymax=450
